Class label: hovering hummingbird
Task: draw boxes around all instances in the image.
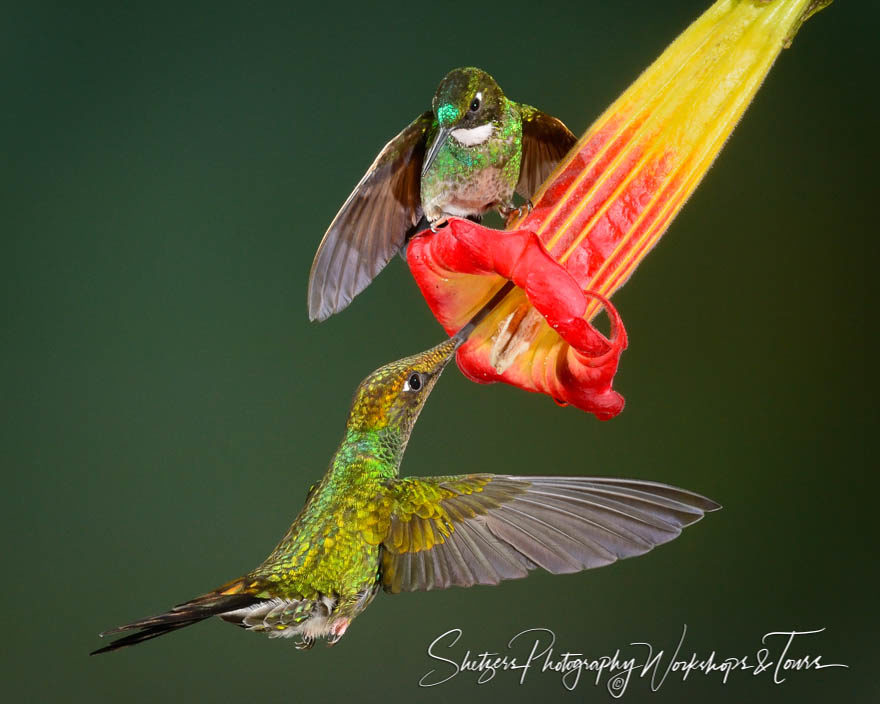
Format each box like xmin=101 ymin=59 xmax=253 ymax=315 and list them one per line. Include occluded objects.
xmin=92 ymin=337 xmax=718 ymax=654
xmin=307 ymin=66 xmax=578 ymax=322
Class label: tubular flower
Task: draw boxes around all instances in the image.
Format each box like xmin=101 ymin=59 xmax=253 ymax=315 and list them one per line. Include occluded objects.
xmin=406 ymin=0 xmax=831 ymax=419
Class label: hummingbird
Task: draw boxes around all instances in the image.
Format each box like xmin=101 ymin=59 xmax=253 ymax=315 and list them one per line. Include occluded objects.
xmin=92 ymin=337 xmax=718 ymax=654
xmin=307 ymin=66 xmax=578 ymax=322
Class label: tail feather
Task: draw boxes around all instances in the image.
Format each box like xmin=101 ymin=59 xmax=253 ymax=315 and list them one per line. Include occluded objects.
xmin=91 ymin=590 xmax=261 ymax=655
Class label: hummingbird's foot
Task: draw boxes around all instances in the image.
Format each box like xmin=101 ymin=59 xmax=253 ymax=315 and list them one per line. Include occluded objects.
xmin=429 ymin=216 xmax=449 ymax=233
xmin=326 ymin=618 xmax=350 ymax=647
xmin=499 ymin=200 xmax=533 ymax=225
xmin=295 ymin=635 xmax=315 ymax=651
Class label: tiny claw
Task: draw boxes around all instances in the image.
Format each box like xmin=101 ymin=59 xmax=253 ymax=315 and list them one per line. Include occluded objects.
xmin=500 ymin=200 xmax=533 ymax=226
xmin=326 ymin=618 xmax=350 ymax=647
xmin=429 ymin=216 xmax=449 ymax=233
xmin=295 ymin=636 xmax=315 ymax=651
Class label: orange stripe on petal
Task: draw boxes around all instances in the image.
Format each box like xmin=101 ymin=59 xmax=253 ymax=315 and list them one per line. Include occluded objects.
xmin=407 ymin=0 xmax=832 ymax=416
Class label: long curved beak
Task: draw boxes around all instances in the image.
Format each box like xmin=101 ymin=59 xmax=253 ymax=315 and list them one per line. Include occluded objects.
xmin=421 ymin=126 xmax=453 ymax=176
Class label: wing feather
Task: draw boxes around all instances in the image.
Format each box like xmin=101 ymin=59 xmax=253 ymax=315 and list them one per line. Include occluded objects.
xmin=377 ymin=475 xmax=719 ymax=593
xmin=308 ymin=111 xmax=434 ymax=321
xmin=516 ymin=105 xmax=578 ymax=199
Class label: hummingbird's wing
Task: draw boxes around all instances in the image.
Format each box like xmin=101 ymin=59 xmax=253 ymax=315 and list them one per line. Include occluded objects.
xmin=308 ymin=111 xmax=435 ymax=322
xmin=516 ymin=105 xmax=578 ymax=199
xmin=374 ymin=474 xmax=718 ymax=593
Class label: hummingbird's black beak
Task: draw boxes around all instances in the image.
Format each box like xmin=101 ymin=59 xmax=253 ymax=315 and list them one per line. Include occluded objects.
xmin=421 ymin=126 xmax=453 ymax=177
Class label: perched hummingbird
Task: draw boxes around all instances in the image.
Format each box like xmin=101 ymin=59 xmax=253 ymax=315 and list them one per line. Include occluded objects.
xmin=92 ymin=338 xmax=718 ymax=654
xmin=307 ymin=67 xmax=578 ymax=322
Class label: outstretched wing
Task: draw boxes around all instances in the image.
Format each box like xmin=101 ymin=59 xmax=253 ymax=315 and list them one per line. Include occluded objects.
xmin=308 ymin=111 xmax=434 ymax=322
xmin=375 ymin=474 xmax=718 ymax=593
xmin=516 ymin=105 xmax=578 ymax=199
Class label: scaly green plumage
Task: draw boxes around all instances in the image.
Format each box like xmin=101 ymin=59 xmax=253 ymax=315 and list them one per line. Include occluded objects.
xmin=93 ymin=337 xmax=719 ymax=654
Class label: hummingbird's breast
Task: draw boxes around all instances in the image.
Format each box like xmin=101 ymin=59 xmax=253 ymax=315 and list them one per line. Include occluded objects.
xmin=435 ymin=166 xmax=514 ymax=218
xmin=421 ymin=108 xmax=522 ymax=222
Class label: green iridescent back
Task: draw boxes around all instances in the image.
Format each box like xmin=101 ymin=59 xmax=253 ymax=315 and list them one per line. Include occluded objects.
xmin=245 ymin=339 xmax=458 ymax=602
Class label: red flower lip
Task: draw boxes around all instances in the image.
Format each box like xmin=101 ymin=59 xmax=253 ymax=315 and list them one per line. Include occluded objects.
xmin=407 ymin=218 xmax=627 ymax=420
xmin=404 ymin=0 xmax=831 ymax=420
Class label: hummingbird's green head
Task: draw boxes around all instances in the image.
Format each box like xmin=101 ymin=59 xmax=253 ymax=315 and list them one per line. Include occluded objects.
xmin=431 ymin=67 xmax=506 ymax=131
xmin=422 ymin=67 xmax=508 ymax=176
xmin=347 ymin=338 xmax=460 ymax=436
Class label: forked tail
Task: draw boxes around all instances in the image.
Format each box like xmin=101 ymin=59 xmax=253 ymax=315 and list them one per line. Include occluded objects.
xmin=91 ymin=583 xmax=260 ymax=655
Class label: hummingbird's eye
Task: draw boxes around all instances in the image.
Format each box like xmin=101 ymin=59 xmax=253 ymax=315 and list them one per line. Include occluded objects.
xmin=404 ymin=373 xmax=423 ymax=392
xmin=469 ymin=97 xmax=480 ymax=112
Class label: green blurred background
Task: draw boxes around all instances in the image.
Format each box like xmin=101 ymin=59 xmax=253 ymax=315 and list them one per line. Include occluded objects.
xmin=2 ymin=0 xmax=875 ymax=701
